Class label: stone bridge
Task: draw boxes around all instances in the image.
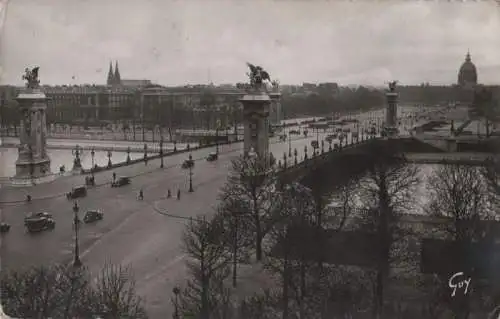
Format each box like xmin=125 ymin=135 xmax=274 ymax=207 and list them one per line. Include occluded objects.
xmin=276 ymin=134 xmax=498 ymax=190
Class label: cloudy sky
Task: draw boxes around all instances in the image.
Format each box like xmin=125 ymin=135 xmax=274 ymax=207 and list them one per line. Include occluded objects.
xmin=1 ymin=0 xmax=499 ymax=86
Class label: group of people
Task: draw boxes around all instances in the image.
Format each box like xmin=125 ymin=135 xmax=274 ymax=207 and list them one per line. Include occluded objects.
xmin=136 ymin=188 xmax=181 ymax=201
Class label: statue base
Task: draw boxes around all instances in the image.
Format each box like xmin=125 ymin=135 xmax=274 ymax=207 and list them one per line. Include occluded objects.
xmin=13 ymin=157 xmax=53 ymax=186
xmin=383 ymin=126 xmax=399 ymax=138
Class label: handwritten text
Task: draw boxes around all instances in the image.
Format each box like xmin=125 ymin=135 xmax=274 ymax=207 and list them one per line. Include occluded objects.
xmin=448 ymin=272 xmax=471 ymax=297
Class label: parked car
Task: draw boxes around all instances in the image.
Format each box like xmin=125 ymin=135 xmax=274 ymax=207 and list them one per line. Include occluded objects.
xmin=206 ymin=152 xmax=218 ymax=162
xmin=83 ymin=210 xmax=104 ymax=223
xmin=66 ymin=186 xmax=87 ymax=199
xmin=0 ymin=222 xmax=10 ymax=233
xmin=289 ymin=130 xmax=300 ymax=135
xmin=311 ymin=140 xmax=319 ymax=149
xmin=111 ymin=176 xmax=130 ymax=188
xmin=25 ymin=217 xmax=55 ymax=233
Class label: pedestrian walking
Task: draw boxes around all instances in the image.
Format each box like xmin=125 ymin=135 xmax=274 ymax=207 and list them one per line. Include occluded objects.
xmin=177 ymin=189 xmax=181 ymax=200
xmin=138 ymin=189 xmax=144 ymax=200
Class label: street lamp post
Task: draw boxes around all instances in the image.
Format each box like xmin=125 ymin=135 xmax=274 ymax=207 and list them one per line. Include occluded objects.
xmin=159 ymin=136 xmax=164 ymax=168
xmin=188 ymin=154 xmax=194 ymax=192
xmin=107 ymin=150 xmax=112 ymax=168
xmin=173 ymin=287 xmax=180 ymax=319
xmin=216 ymin=127 xmax=219 ymax=155
xmin=90 ymin=148 xmax=95 ymax=178
xmin=72 ymin=145 xmax=82 ymax=171
xmin=126 ymin=146 xmax=131 ymax=164
xmin=288 ymin=130 xmax=292 ymax=157
xmin=73 ymin=201 xmax=82 ymax=267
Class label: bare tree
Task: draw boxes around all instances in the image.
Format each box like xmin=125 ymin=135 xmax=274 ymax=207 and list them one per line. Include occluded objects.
xmin=217 ymin=198 xmax=255 ymax=288
xmin=265 ymin=182 xmax=319 ymax=319
xmin=427 ymin=164 xmax=492 ymax=242
xmin=357 ymin=148 xmax=421 ymax=319
xmin=85 ymin=262 xmax=148 ymax=319
xmin=1 ymin=263 xmax=146 ymax=319
xmin=238 ymin=289 xmax=282 ymax=319
xmin=176 ymin=214 xmax=232 ymax=319
xmin=426 ymin=164 xmax=494 ymax=317
xmin=1 ymin=264 xmax=86 ymax=319
xmin=219 ymin=155 xmax=280 ymax=262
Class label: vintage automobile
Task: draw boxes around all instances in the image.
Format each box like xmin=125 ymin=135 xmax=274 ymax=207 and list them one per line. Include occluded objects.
xmin=83 ymin=210 xmax=104 ymax=223
xmin=182 ymin=158 xmax=195 ymax=169
xmin=66 ymin=186 xmax=87 ymax=199
xmin=111 ymin=176 xmax=130 ymax=188
xmin=24 ymin=212 xmax=52 ymax=225
xmin=206 ymin=152 xmax=218 ymax=162
xmin=0 ymin=222 xmax=11 ymax=233
xmin=288 ymin=130 xmax=300 ymax=135
xmin=310 ymin=140 xmax=319 ymax=149
xmin=25 ymin=217 xmax=55 ymax=233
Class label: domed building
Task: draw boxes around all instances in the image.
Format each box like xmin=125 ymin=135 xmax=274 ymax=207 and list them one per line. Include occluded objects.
xmin=457 ymin=51 xmax=478 ymax=88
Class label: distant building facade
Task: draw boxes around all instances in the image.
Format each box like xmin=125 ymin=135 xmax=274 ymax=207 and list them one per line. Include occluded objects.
xmin=106 ymin=61 xmax=152 ymax=88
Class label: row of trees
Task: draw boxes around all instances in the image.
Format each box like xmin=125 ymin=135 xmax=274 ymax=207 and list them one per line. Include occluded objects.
xmin=173 ymin=144 xmax=500 ymax=318
xmin=281 ymin=86 xmax=386 ymax=119
xmin=1 ymin=262 xmax=147 ymax=318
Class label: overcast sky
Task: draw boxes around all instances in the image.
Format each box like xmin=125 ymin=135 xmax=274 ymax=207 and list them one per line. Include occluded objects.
xmin=1 ymin=0 xmax=499 ymax=86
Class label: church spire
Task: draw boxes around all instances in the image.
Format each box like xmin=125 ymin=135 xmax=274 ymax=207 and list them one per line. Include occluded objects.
xmin=107 ymin=61 xmax=114 ymax=85
xmin=114 ymin=61 xmax=121 ymax=85
xmin=466 ymin=50 xmax=471 ymax=62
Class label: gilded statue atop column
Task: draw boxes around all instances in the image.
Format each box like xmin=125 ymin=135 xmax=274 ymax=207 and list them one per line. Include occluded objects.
xmin=246 ymin=63 xmax=271 ymax=91
xmin=22 ymin=67 xmax=40 ymax=89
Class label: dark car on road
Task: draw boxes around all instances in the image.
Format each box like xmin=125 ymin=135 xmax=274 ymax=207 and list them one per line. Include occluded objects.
xmin=66 ymin=186 xmax=87 ymax=199
xmin=289 ymin=130 xmax=300 ymax=135
xmin=0 ymin=222 xmax=10 ymax=233
xmin=83 ymin=210 xmax=104 ymax=223
xmin=24 ymin=212 xmax=52 ymax=225
xmin=182 ymin=158 xmax=195 ymax=169
xmin=206 ymin=152 xmax=218 ymax=162
xmin=111 ymin=176 xmax=130 ymax=188
xmin=25 ymin=217 xmax=55 ymax=233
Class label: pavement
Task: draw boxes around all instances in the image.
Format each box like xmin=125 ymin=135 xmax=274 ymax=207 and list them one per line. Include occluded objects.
xmin=0 ymin=106 xmax=443 ymax=318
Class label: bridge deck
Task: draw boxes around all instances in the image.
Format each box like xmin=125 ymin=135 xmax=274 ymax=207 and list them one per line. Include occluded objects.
xmin=403 ymin=152 xmax=495 ymax=165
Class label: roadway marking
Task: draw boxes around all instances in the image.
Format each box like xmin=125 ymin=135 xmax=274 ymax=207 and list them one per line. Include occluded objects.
xmin=78 ymin=202 xmax=150 ymax=261
xmin=141 ymin=254 xmax=187 ymax=284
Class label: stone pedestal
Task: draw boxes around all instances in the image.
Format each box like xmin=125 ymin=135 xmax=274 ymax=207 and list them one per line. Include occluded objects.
xmin=13 ymin=89 xmax=52 ymax=185
xmin=384 ymin=92 xmax=399 ymax=137
xmin=239 ymin=91 xmax=271 ymax=162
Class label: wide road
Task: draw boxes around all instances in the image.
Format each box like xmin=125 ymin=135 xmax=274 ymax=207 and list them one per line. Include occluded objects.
xmin=0 ymin=107 xmax=441 ymax=318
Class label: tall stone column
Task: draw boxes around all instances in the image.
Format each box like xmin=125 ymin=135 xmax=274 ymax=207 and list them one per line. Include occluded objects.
xmin=269 ymin=91 xmax=282 ymax=126
xmin=384 ymin=81 xmax=399 ymax=137
xmin=240 ymin=93 xmax=271 ymax=161
xmin=13 ymin=67 xmax=52 ymax=185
